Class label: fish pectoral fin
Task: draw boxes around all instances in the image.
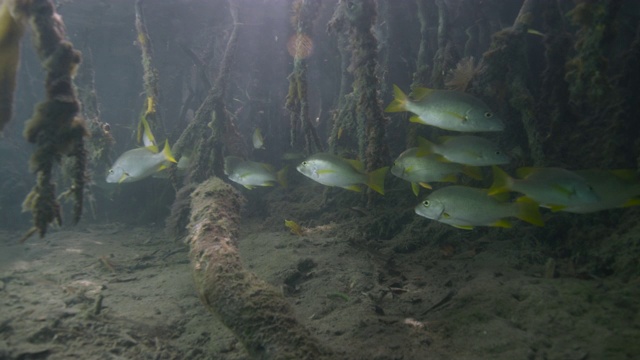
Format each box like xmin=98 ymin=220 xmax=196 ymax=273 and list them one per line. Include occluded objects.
xmin=551 ymin=184 xmax=574 ymax=197
xmin=344 ymin=184 xmax=363 ymax=192
xmin=443 ymin=110 xmax=466 ymax=121
xmin=442 ymin=212 xmax=451 ymax=219
xmin=411 ymin=182 xmax=420 ymax=196
xmin=316 ymin=169 xmax=336 ymax=175
xmin=243 ymin=184 xmax=255 ymax=190
xmin=118 ymin=172 xmax=129 ymax=183
xmin=515 ymin=167 xmax=538 ymax=178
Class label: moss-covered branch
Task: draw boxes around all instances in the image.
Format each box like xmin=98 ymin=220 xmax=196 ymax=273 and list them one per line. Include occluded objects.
xmin=9 ymin=0 xmax=88 ymax=241
xmin=187 ymin=178 xmax=332 ymax=359
xmin=285 ymin=0 xmax=323 ymax=154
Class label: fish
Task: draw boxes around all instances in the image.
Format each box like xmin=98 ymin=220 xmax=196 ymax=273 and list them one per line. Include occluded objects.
xmin=560 ymin=169 xmax=640 ymax=213
xmin=489 ymin=166 xmax=600 ymax=211
xmin=106 ymin=140 xmax=177 ymax=183
xmin=385 ymin=85 xmax=504 ymax=132
xmin=296 ymin=152 xmax=388 ymax=195
xmin=418 ymin=136 xmax=510 ymax=166
xmin=137 ymin=116 xmax=156 ymax=147
xmin=224 ymin=156 xmax=286 ymax=189
xmin=414 ymin=185 xmax=544 ymax=229
xmin=391 ymin=147 xmax=482 ymax=196
xmin=284 ymin=219 xmax=304 ymax=236
xmin=252 ymin=128 xmax=265 ymax=149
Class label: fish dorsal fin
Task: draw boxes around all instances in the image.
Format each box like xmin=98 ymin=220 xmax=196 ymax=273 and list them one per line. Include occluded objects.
xmin=344 ymin=158 xmax=365 ymax=172
xmin=411 ymin=87 xmax=434 ymax=101
xmin=443 ymin=110 xmax=466 ymax=121
xmin=516 ymin=167 xmax=538 ymax=178
xmin=260 ymin=163 xmax=275 ymax=172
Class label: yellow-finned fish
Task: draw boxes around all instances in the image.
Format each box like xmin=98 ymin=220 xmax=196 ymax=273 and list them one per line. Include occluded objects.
xmin=107 ymin=140 xmax=177 ymax=183
xmin=391 ymin=147 xmax=482 ymax=196
xmin=137 ymin=116 xmax=156 ymax=147
xmin=561 ymin=169 xmax=640 ymax=213
xmin=385 ymin=85 xmax=504 ymax=132
xmin=224 ymin=156 xmax=286 ymax=189
xmin=414 ymin=185 xmax=544 ymax=229
xmin=418 ymin=136 xmax=510 ymax=166
xmin=489 ymin=166 xmax=600 ymax=212
xmin=296 ymin=153 xmax=388 ymax=195
xmin=252 ymin=128 xmax=265 ymax=149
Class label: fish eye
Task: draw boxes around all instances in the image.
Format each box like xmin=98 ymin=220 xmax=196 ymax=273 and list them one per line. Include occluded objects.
xmin=422 ymin=200 xmax=430 ymax=207
xmin=495 ymin=151 xmax=502 ymax=155
xmin=108 ymin=169 xmax=113 ymax=174
xmin=484 ymin=112 xmax=493 ymax=118
xmin=302 ymin=161 xmax=307 ymax=166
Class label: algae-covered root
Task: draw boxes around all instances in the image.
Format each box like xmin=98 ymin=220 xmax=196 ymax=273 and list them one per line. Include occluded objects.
xmin=0 ymin=0 xmax=25 ymax=132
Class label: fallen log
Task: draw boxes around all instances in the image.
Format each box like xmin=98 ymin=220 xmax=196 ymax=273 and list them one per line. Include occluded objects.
xmin=186 ymin=177 xmax=331 ymax=359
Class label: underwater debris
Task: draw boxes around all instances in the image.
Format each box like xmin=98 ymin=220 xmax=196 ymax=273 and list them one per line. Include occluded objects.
xmin=284 ymin=219 xmax=304 ymax=236
xmin=445 ymin=56 xmax=482 ymax=92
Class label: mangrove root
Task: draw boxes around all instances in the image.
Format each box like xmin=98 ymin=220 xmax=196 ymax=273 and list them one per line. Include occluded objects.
xmin=186 ymin=177 xmax=332 ymax=359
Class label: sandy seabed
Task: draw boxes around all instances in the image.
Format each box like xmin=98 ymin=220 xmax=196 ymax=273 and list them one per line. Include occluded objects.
xmin=0 ymin=212 xmax=638 ymax=359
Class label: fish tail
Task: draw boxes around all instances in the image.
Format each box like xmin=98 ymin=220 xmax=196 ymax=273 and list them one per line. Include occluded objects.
xmin=384 ymin=85 xmax=408 ymax=113
xmin=462 ymin=165 xmax=483 ymax=181
xmin=367 ymin=166 xmax=389 ymax=195
xmin=515 ymin=196 xmax=544 ymax=227
xmin=162 ymin=140 xmax=177 ymax=163
xmin=276 ymin=166 xmax=289 ymax=188
xmin=489 ymin=166 xmax=512 ymax=196
xmin=0 ymin=1 xmax=25 ymax=132
xmin=416 ymin=136 xmax=436 ymax=157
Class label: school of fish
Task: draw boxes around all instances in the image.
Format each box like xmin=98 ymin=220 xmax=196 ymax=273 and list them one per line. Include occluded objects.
xmin=107 ymin=86 xmax=640 ymax=230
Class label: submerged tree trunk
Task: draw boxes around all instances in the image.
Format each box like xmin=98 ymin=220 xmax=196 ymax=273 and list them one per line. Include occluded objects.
xmin=186 ymin=178 xmax=331 ymax=359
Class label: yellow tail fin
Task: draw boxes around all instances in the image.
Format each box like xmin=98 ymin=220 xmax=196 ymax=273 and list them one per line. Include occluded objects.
xmin=515 ymin=196 xmax=544 ymax=227
xmin=384 ymin=85 xmax=408 ymax=113
xmin=276 ymin=166 xmax=288 ymax=188
xmin=162 ymin=140 xmax=177 ymax=163
xmin=489 ymin=166 xmax=513 ymax=196
xmin=367 ymin=166 xmax=389 ymax=195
